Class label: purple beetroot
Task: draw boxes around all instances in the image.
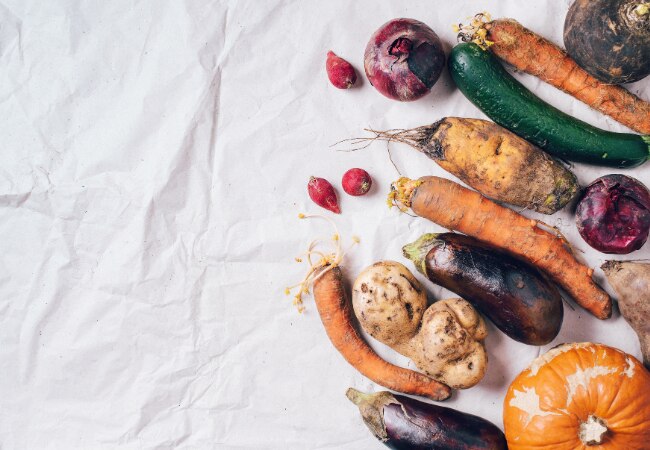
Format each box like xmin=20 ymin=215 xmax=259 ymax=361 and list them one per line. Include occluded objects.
xmin=364 ymin=18 xmax=445 ymax=102
xmin=576 ymin=174 xmax=650 ymax=254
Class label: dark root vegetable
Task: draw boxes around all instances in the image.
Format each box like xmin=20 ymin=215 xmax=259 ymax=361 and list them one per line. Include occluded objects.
xmin=576 ymin=174 xmax=650 ymax=254
xmin=342 ymin=168 xmax=372 ymax=196
xmin=326 ymin=51 xmax=357 ymax=89
xmin=364 ymin=18 xmax=445 ymax=101
xmin=307 ymin=176 xmax=340 ymax=214
xmin=564 ymin=0 xmax=650 ymax=83
xmin=601 ymin=260 xmax=650 ymax=369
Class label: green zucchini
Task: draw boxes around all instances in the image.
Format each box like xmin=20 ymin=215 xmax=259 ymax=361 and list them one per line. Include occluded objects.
xmin=449 ymin=42 xmax=650 ymax=168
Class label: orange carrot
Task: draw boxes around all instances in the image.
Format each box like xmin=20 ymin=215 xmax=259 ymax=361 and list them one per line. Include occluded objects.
xmin=312 ymin=266 xmax=451 ymax=401
xmin=459 ymin=16 xmax=650 ymax=134
xmin=390 ymin=176 xmax=612 ymax=319
xmin=286 ymin=215 xmax=451 ymax=400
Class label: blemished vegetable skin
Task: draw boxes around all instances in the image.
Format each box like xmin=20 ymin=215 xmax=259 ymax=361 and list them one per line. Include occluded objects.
xmin=364 ymin=18 xmax=445 ymax=101
xmin=602 ymin=261 xmax=650 ymax=369
xmin=449 ymin=42 xmax=650 ymax=168
xmin=347 ymin=388 xmax=507 ymax=450
xmin=307 ymin=176 xmax=340 ymax=214
xmin=352 ymin=262 xmax=488 ymax=389
xmin=404 ymin=233 xmax=563 ymax=345
xmin=463 ymin=17 xmax=650 ymax=134
xmin=576 ymin=174 xmax=650 ymax=254
xmin=326 ymin=51 xmax=357 ymax=89
xmin=504 ymin=342 xmax=650 ymax=449
xmin=564 ymin=0 xmax=650 ymax=84
xmin=342 ymin=168 xmax=372 ymax=196
xmin=389 ymin=176 xmax=612 ymax=319
xmin=351 ymin=261 xmax=427 ymax=347
xmin=313 ymin=265 xmax=451 ymax=401
xmin=356 ymin=117 xmax=578 ymax=214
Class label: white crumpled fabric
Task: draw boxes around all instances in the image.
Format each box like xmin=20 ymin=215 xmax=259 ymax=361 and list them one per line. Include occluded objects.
xmin=0 ymin=0 xmax=648 ymax=448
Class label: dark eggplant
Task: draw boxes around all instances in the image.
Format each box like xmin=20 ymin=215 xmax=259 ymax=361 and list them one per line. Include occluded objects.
xmin=347 ymin=388 xmax=507 ymax=450
xmin=403 ymin=233 xmax=563 ymax=345
xmin=564 ymin=0 xmax=650 ymax=83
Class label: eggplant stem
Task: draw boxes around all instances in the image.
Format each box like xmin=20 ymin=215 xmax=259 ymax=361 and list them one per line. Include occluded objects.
xmin=346 ymin=388 xmax=398 ymax=442
xmin=345 ymin=388 xmax=372 ymax=405
xmin=403 ymin=233 xmax=441 ymax=276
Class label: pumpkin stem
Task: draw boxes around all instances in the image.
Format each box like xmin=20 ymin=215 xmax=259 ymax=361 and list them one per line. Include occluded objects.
xmin=579 ymin=415 xmax=608 ymax=445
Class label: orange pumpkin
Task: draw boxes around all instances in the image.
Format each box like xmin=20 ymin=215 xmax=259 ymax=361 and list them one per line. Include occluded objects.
xmin=503 ymin=342 xmax=650 ymax=449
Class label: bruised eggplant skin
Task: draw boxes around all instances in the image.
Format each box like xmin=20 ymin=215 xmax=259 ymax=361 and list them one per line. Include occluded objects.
xmin=404 ymin=233 xmax=563 ymax=345
xmin=347 ymin=388 xmax=506 ymax=450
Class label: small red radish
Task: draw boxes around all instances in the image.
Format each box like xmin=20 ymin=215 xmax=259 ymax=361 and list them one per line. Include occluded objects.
xmin=342 ymin=168 xmax=372 ymax=196
xmin=308 ymin=176 xmax=340 ymax=213
xmin=326 ymin=51 xmax=357 ymax=89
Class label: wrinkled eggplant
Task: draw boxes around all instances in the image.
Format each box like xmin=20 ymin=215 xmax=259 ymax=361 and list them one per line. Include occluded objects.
xmin=347 ymin=388 xmax=506 ymax=449
xmin=403 ymin=233 xmax=563 ymax=345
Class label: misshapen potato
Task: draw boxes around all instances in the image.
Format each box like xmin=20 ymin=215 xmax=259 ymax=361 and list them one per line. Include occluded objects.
xmin=411 ymin=298 xmax=488 ymax=389
xmin=352 ymin=261 xmax=427 ymax=346
xmin=353 ymin=261 xmax=488 ymax=389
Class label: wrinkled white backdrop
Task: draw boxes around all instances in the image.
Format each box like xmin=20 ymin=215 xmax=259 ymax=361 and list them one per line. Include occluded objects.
xmin=0 ymin=1 xmax=648 ymax=448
